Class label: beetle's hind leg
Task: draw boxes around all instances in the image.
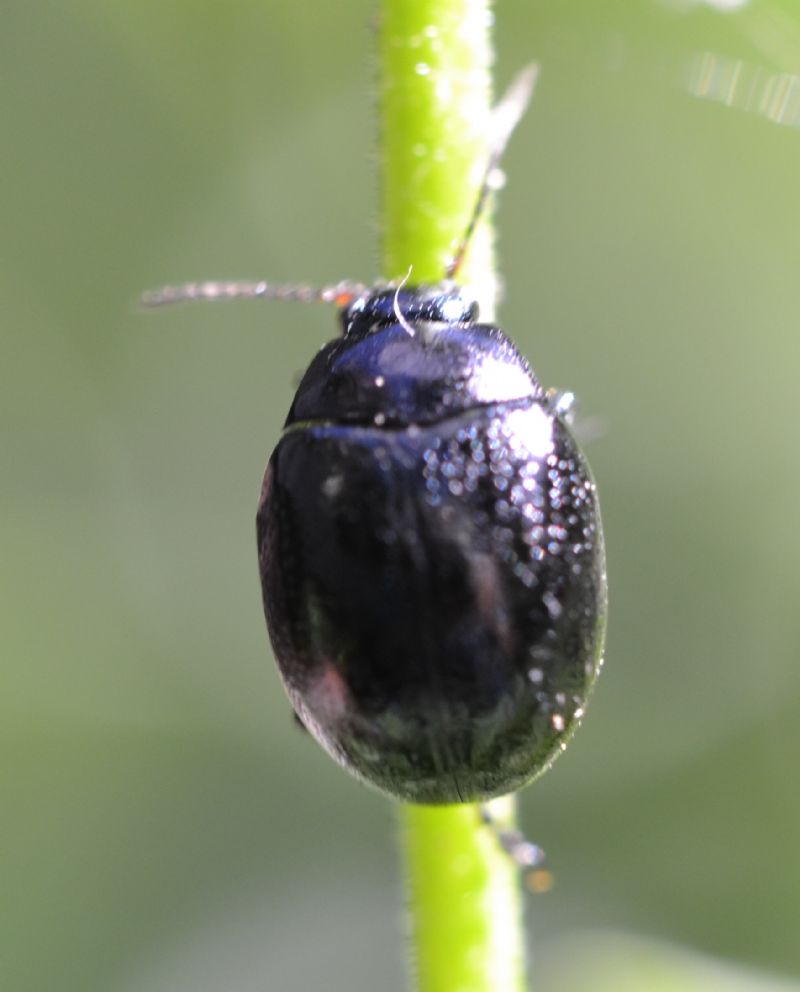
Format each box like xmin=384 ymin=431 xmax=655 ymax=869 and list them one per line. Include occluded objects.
xmin=479 ymin=804 xmax=554 ymax=893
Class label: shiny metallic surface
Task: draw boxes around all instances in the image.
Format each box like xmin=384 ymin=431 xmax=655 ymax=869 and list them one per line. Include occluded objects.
xmin=257 ymin=288 xmax=606 ymax=803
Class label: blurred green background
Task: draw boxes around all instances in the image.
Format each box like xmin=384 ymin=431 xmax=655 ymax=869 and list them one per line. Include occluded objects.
xmin=3 ymin=1 xmax=800 ymax=990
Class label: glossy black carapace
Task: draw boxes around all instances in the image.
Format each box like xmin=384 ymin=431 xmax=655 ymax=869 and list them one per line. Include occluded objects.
xmin=256 ymin=284 xmax=606 ymax=803
xmin=143 ymin=67 xmax=607 ymax=807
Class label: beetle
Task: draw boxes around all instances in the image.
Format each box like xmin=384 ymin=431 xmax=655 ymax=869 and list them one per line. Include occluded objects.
xmin=144 ymin=68 xmax=606 ymax=815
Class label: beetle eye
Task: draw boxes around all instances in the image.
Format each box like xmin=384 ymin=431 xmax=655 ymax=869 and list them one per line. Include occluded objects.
xmin=439 ymin=296 xmax=478 ymax=323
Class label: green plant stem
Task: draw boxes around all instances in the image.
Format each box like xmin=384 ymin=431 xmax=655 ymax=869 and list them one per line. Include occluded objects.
xmin=400 ymin=796 xmax=527 ymax=992
xmin=379 ymin=0 xmax=497 ymax=317
xmin=379 ymin=2 xmax=528 ymax=991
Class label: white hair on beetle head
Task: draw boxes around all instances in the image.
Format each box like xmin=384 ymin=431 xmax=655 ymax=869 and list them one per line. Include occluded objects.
xmin=392 ymin=266 xmax=416 ymax=337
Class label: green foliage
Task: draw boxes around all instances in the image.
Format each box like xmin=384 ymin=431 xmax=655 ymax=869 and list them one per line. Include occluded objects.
xmin=2 ymin=1 xmax=800 ymax=990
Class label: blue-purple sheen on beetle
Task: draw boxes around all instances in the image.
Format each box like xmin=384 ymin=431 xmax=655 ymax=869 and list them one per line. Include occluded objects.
xmin=143 ymin=66 xmax=607 ymax=809
xmin=256 ymin=287 xmax=606 ymax=803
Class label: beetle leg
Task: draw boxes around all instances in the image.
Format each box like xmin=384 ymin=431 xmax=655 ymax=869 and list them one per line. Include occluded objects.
xmin=479 ymin=805 xmax=554 ymax=893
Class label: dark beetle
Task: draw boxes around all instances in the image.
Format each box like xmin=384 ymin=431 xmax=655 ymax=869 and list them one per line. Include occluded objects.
xmin=255 ymin=284 xmax=606 ymax=803
xmin=144 ymin=67 xmax=606 ymax=807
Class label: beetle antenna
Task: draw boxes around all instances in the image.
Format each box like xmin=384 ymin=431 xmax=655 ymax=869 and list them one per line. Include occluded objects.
xmin=141 ymin=279 xmax=367 ymax=309
xmin=479 ymin=803 xmax=554 ymax=894
xmin=446 ymin=63 xmax=539 ymax=281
